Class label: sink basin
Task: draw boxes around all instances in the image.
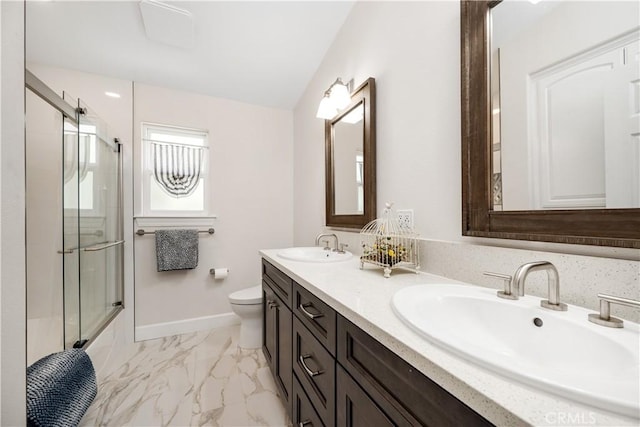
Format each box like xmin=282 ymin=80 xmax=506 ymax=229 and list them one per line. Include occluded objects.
xmin=392 ymin=284 xmax=640 ymax=418
xmin=277 ymin=247 xmax=353 ymax=263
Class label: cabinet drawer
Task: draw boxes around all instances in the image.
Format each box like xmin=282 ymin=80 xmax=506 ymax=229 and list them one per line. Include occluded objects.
xmin=337 ymin=316 xmax=492 ymax=427
xmin=262 ymin=259 xmax=293 ymax=309
xmin=293 ymin=374 xmax=325 ymax=427
xmin=293 ymin=282 xmax=336 ymax=355
xmin=293 ymin=316 xmax=336 ymax=426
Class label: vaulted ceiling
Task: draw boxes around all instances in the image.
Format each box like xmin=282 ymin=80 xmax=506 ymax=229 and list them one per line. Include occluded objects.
xmin=26 ymin=1 xmax=354 ymax=109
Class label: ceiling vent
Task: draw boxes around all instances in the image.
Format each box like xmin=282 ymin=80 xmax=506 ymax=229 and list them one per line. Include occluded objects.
xmin=139 ymin=0 xmax=194 ymax=49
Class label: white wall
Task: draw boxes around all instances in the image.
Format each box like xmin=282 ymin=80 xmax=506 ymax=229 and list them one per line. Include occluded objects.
xmin=0 ymin=1 xmax=26 ymax=424
xmin=293 ymin=1 xmax=639 ymax=263
xmin=133 ymin=83 xmax=293 ymax=338
xmin=294 ymin=1 xmax=461 ymax=245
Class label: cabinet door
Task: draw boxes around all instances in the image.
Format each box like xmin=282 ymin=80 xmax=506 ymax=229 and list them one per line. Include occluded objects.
xmin=337 ymin=365 xmax=400 ymax=427
xmin=262 ymin=283 xmax=276 ymax=367
xmin=262 ymin=282 xmax=293 ymax=415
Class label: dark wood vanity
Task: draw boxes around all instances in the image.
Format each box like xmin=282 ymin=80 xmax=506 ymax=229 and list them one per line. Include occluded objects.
xmin=262 ymin=259 xmax=492 ymax=426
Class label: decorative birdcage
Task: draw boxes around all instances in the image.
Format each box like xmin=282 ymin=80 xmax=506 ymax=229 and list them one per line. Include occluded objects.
xmin=360 ymin=203 xmax=420 ymax=278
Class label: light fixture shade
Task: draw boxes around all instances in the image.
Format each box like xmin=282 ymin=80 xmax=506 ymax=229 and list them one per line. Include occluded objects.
xmin=330 ymin=80 xmax=351 ymax=109
xmin=316 ymin=94 xmax=338 ymax=119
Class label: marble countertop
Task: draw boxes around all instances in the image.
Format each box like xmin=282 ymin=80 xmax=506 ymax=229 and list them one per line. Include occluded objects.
xmin=260 ymin=249 xmax=638 ymax=427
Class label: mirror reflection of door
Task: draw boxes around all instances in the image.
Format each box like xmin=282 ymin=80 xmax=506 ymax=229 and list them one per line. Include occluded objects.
xmin=604 ymin=40 xmax=640 ymax=208
xmin=333 ymin=102 xmax=364 ymax=215
xmin=491 ymin=0 xmax=640 ymax=210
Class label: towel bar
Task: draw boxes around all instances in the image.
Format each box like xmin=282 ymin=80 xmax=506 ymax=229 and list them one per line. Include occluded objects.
xmin=136 ymin=228 xmax=215 ymax=236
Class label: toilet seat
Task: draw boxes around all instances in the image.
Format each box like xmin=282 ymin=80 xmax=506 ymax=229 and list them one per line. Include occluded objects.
xmin=229 ymin=285 xmax=262 ymax=305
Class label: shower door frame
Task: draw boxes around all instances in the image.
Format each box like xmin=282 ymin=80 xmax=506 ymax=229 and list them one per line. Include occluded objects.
xmin=25 ymin=70 xmax=124 ymax=349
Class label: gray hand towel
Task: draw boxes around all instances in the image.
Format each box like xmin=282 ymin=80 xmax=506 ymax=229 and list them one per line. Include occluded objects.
xmin=155 ymin=229 xmax=199 ymax=271
xmin=27 ymin=349 xmax=97 ymax=427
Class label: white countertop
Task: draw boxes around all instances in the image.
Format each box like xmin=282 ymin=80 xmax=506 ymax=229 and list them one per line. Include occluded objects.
xmin=260 ymin=249 xmax=638 ymax=427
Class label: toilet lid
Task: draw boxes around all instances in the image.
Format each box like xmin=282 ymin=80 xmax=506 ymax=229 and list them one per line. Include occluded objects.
xmin=229 ymin=285 xmax=262 ymax=305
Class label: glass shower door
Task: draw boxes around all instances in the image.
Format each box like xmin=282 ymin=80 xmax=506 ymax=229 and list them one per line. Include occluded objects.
xmin=25 ymin=88 xmax=69 ymax=364
xmin=26 ymin=72 xmax=124 ymax=363
xmin=76 ymin=99 xmax=123 ymax=344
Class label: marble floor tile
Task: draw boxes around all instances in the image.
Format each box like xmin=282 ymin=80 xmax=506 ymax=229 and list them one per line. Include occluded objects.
xmin=81 ymin=325 xmax=291 ymax=427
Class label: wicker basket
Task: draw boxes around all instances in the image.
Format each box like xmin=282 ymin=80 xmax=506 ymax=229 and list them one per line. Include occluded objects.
xmin=360 ymin=203 xmax=419 ymax=278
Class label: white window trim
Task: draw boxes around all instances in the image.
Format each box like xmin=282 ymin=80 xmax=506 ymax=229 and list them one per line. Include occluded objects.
xmin=141 ymin=122 xmax=211 ymax=217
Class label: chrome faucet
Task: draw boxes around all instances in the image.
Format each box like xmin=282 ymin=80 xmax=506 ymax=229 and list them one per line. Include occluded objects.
xmin=484 ymin=261 xmax=568 ymax=311
xmin=314 ymin=233 xmax=338 ymax=251
xmin=513 ymin=261 xmax=567 ymax=311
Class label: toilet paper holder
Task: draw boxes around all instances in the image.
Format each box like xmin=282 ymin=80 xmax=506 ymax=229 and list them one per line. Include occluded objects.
xmin=210 ymin=268 xmax=230 ymax=277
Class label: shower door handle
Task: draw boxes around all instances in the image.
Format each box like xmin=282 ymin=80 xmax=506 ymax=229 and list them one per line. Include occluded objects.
xmin=83 ymin=240 xmax=125 ymax=252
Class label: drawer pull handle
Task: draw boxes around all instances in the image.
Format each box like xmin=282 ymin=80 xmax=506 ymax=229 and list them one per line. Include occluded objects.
xmin=300 ymin=303 xmax=324 ymax=319
xmin=299 ymin=354 xmax=323 ymax=377
xmin=299 ymin=421 xmax=312 ymax=427
xmin=267 ymin=300 xmax=278 ymax=309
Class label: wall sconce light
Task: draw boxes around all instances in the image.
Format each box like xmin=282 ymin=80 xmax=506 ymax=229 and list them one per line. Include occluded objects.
xmin=316 ymin=77 xmax=352 ymax=119
xmin=316 ymin=90 xmax=338 ymax=120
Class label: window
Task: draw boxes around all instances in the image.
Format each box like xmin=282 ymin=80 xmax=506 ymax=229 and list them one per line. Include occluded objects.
xmin=63 ymin=122 xmax=99 ymax=213
xmin=142 ymin=123 xmax=209 ymax=216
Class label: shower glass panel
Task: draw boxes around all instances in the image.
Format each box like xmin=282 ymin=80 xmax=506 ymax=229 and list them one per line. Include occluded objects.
xmin=76 ymin=99 xmax=123 ymax=343
xmin=26 ymin=72 xmax=123 ymax=365
xmin=26 ymin=88 xmax=66 ymax=365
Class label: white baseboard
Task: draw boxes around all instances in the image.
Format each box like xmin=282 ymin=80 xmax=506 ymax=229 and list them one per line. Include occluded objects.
xmin=135 ymin=312 xmax=240 ymax=342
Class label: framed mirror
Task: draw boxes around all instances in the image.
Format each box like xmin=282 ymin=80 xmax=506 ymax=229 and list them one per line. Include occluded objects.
xmin=461 ymin=1 xmax=640 ymax=248
xmin=325 ymin=77 xmax=376 ymax=228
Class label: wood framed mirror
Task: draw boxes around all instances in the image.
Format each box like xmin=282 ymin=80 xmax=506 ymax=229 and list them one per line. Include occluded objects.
xmin=325 ymin=77 xmax=376 ymax=229
xmin=461 ymin=1 xmax=640 ymax=248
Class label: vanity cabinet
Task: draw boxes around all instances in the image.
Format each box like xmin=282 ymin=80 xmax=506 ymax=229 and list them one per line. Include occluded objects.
xmin=261 ymin=259 xmax=492 ymax=427
xmin=337 ymin=316 xmax=492 ymax=426
xmin=262 ymin=260 xmax=293 ymax=414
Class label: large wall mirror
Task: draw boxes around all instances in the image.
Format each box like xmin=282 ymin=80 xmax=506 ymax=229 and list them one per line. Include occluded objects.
xmin=461 ymin=0 xmax=640 ymax=248
xmin=326 ymin=77 xmax=376 ymax=228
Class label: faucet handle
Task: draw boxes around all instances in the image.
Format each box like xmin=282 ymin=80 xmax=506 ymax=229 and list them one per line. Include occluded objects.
xmin=321 ymin=240 xmax=331 ymax=251
xmin=483 ymin=272 xmax=518 ymax=300
xmin=337 ymin=243 xmax=349 ymax=254
xmin=588 ymin=294 xmax=640 ymax=328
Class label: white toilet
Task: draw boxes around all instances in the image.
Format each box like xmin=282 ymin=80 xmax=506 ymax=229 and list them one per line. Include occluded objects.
xmin=228 ymin=285 xmax=263 ymax=349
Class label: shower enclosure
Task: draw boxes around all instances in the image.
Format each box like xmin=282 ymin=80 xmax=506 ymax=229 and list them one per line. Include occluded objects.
xmin=25 ymin=71 xmax=124 ymax=365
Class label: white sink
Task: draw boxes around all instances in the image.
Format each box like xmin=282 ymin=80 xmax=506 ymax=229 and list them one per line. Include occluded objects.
xmin=277 ymin=247 xmax=353 ymax=263
xmin=392 ymin=284 xmax=640 ymax=418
